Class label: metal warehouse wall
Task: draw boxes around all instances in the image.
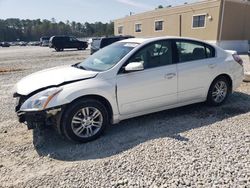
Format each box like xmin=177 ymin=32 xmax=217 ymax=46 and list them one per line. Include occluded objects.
xmin=220 ymin=0 xmax=250 ymax=41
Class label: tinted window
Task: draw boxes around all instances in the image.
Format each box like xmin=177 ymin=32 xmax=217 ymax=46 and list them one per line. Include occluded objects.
xmin=155 ymin=21 xmax=164 ymax=31
xmin=128 ymin=40 xmax=172 ymax=69
xmin=101 ymin=38 xmax=119 ymax=48
xmin=69 ymin=37 xmax=77 ymax=42
xmin=176 ymin=40 xmax=215 ymax=63
xmin=118 ymin=26 xmax=123 ymax=34
xmin=193 ymin=15 xmax=206 ymax=28
xmin=206 ymin=46 xmax=215 ymax=58
xmin=135 ymin=24 xmax=142 ymax=32
xmin=92 ymin=39 xmax=101 ymax=48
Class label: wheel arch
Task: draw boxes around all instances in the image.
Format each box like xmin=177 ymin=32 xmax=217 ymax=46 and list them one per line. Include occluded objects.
xmin=213 ymin=74 xmax=233 ymax=93
xmin=207 ymin=73 xmax=233 ymax=101
xmin=62 ymin=94 xmax=114 ymax=123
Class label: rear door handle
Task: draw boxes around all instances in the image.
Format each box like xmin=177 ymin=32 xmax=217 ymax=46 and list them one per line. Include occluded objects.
xmin=165 ymin=73 xmax=176 ymax=79
xmin=208 ymin=64 xmax=216 ymax=69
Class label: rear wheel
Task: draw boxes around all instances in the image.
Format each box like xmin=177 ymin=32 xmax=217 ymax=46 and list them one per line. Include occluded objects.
xmin=207 ymin=77 xmax=230 ymax=106
xmin=61 ymin=99 xmax=109 ymax=143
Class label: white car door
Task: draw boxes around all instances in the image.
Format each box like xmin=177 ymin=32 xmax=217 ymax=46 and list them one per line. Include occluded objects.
xmin=116 ymin=40 xmax=178 ymax=115
xmin=175 ymin=40 xmax=217 ymax=103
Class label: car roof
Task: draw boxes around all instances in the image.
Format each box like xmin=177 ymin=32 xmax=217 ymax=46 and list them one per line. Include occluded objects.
xmin=119 ymin=36 xmax=213 ymax=45
xmin=92 ymin=35 xmax=133 ymax=40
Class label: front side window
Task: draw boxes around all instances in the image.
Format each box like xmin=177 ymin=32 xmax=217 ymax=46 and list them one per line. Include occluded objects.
xmin=135 ymin=24 xmax=142 ymax=32
xmin=155 ymin=21 xmax=164 ymax=31
xmin=118 ymin=26 xmax=123 ymax=34
xmin=176 ymin=40 xmax=214 ymax=63
xmin=78 ymin=42 xmax=137 ymax=71
xmin=192 ymin=15 xmax=206 ymax=28
xmin=128 ymin=40 xmax=172 ymax=69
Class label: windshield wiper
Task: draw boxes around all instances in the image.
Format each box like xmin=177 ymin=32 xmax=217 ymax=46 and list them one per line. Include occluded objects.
xmin=72 ymin=63 xmax=87 ymax=70
xmin=78 ymin=65 xmax=87 ymax=70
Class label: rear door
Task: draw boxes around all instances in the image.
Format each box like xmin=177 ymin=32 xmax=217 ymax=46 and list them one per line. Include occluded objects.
xmin=116 ymin=40 xmax=178 ymax=115
xmin=174 ymin=39 xmax=217 ymax=103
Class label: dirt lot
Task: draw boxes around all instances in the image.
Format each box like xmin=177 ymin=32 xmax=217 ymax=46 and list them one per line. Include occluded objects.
xmin=0 ymin=46 xmax=250 ymax=187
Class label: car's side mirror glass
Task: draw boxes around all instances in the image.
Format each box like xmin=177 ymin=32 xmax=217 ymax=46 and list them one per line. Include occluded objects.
xmin=125 ymin=62 xmax=144 ymax=72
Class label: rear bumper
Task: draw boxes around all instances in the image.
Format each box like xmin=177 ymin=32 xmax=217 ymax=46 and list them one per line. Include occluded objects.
xmin=233 ymin=70 xmax=244 ymax=91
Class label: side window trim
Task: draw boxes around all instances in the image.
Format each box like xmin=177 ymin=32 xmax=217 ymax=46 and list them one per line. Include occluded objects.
xmin=118 ymin=39 xmax=175 ymax=74
xmin=171 ymin=39 xmax=179 ymax=64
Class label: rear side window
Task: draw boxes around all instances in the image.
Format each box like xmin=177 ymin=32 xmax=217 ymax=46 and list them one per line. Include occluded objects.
xmin=206 ymin=45 xmax=215 ymax=58
xmin=175 ymin=40 xmax=215 ymax=63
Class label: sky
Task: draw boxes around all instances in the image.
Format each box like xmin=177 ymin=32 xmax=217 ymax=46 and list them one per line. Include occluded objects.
xmin=0 ymin=0 xmax=202 ymax=23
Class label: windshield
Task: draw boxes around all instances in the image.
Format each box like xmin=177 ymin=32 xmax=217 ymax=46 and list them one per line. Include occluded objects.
xmin=77 ymin=42 xmax=138 ymax=72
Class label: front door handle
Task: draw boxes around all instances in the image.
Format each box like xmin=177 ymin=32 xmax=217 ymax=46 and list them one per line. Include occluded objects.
xmin=165 ymin=73 xmax=176 ymax=79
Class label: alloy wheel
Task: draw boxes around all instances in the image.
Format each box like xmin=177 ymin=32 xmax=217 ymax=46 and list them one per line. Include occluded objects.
xmin=212 ymin=81 xmax=228 ymax=103
xmin=71 ymin=107 xmax=103 ymax=138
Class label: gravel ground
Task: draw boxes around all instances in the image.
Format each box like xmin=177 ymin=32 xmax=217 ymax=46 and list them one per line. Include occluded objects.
xmin=0 ymin=46 xmax=250 ymax=188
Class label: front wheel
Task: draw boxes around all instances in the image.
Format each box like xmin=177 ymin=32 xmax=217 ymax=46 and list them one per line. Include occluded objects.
xmin=61 ymin=99 xmax=109 ymax=143
xmin=207 ymin=77 xmax=230 ymax=106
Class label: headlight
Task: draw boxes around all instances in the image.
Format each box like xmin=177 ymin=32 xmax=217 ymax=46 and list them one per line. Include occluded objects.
xmin=20 ymin=87 xmax=63 ymax=111
xmin=15 ymin=96 xmax=20 ymax=106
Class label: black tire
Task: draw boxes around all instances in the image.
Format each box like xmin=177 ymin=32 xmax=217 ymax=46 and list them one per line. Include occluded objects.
xmin=55 ymin=48 xmax=60 ymax=52
xmin=207 ymin=76 xmax=230 ymax=106
xmin=61 ymin=99 xmax=109 ymax=143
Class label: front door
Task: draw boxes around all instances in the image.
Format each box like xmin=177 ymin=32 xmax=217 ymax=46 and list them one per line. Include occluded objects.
xmin=116 ymin=40 xmax=178 ymax=115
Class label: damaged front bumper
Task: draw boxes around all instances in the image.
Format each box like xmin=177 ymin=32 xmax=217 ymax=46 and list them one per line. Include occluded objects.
xmin=17 ymin=107 xmax=62 ymax=129
xmin=14 ymin=92 xmax=64 ymax=129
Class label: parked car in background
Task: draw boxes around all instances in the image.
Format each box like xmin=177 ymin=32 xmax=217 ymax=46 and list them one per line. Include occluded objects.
xmin=28 ymin=41 xmax=40 ymax=46
xmin=41 ymin=40 xmax=49 ymax=47
xmin=91 ymin=35 xmax=134 ymax=54
xmin=14 ymin=37 xmax=244 ymax=143
xmin=49 ymin=36 xmax=88 ymax=51
xmin=9 ymin=42 xmax=19 ymax=46
xmin=40 ymin=36 xmax=50 ymax=47
xmin=18 ymin=42 xmax=27 ymax=46
xmin=1 ymin=42 xmax=10 ymax=47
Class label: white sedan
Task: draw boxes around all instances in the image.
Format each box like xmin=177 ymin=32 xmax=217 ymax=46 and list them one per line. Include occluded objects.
xmin=14 ymin=37 xmax=244 ymax=142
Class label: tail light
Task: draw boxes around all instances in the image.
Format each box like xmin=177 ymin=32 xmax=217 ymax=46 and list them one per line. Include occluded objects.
xmin=232 ymin=54 xmax=243 ymax=66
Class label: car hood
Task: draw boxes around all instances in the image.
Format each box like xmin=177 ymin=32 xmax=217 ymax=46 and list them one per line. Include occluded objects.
xmin=15 ymin=65 xmax=98 ymax=95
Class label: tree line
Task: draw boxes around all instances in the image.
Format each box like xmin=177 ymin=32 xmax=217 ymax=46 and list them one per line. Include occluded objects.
xmin=0 ymin=18 xmax=114 ymax=42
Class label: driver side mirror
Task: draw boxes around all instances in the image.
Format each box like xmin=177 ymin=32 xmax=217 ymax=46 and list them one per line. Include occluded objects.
xmin=125 ymin=62 xmax=144 ymax=72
